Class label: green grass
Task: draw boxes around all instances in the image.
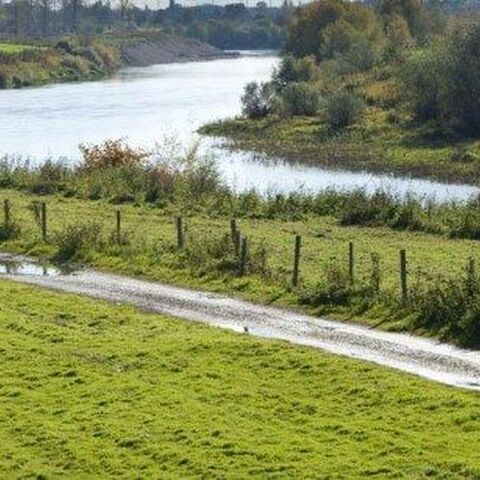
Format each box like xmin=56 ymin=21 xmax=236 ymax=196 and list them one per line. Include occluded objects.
xmin=1 ymin=189 xmax=480 ymax=334
xmin=0 ymin=42 xmax=36 ymax=54
xmin=0 ymin=38 xmax=120 ymax=89
xmin=0 ymin=279 xmax=479 ymax=478
xmin=201 ymin=108 xmax=480 ymax=186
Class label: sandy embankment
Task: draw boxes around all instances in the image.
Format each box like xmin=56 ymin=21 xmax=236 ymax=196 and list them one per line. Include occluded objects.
xmin=121 ymin=35 xmax=240 ymax=67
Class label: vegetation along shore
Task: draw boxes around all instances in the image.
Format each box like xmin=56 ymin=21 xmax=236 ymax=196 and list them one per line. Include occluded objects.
xmin=1 ymin=140 xmax=480 ymax=347
xmin=202 ymin=0 xmax=480 ymax=186
xmin=0 ymin=0 xmax=286 ymax=89
xmin=0 ymin=32 xmax=236 ymax=89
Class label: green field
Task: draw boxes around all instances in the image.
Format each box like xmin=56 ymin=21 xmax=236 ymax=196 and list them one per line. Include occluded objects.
xmin=0 ymin=279 xmax=479 ymax=478
xmin=1 ymin=189 xmax=479 ymax=337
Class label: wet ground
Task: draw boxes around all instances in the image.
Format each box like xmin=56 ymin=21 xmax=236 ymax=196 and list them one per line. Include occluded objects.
xmin=0 ymin=253 xmax=479 ymax=391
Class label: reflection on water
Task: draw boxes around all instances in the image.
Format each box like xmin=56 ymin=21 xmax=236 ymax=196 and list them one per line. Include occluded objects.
xmin=215 ymin=147 xmax=480 ymax=202
xmin=0 ymin=51 xmax=478 ymax=202
xmin=0 ymin=259 xmax=72 ymax=276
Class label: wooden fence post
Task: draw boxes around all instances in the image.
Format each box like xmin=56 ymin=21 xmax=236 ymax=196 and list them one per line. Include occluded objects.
xmin=349 ymin=241 xmax=354 ymax=284
xmin=176 ymin=217 xmax=185 ymax=249
xmin=230 ymin=219 xmax=237 ymax=244
xmin=370 ymin=253 xmax=381 ymax=295
xmin=41 ymin=202 xmax=47 ymax=242
xmin=3 ymin=199 xmax=10 ymax=226
xmin=292 ymin=235 xmax=302 ymax=288
xmin=116 ymin=210 xmax=121 ymax=243
xmin=238 ymin=237 xmax=248 ymax=276
xmin=230 ymin=219 xmax=241 ymax=254
xmin=234 ymin=229 xmax=241 ymax=256
xmin=400 ymin=249 xmax=408 ymax=305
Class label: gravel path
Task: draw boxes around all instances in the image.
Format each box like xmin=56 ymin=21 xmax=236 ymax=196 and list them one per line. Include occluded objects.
xmin=1 ymin=253 xmax=480 ymax=391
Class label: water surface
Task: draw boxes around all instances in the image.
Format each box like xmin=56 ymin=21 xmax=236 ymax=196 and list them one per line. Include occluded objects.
xmin=0 ymin=52 xmax=478 ymax=201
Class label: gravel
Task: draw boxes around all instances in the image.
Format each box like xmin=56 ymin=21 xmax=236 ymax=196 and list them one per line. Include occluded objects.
xmin=1 ymin=253 xmax=479 ymax=391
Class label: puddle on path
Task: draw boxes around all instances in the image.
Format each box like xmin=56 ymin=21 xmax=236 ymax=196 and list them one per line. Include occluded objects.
xmin=0 ymin=259 xmax=74 ymax=277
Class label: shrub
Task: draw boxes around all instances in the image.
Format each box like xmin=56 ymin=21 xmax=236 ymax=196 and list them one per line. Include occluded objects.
xmin=271 ymin=55 xmax=319 ymax=91
xmin=402 ymin=45 xmax=447 ymax=121
xmin=54 ymin=223 xmax=102 ymax=262
xmin=241 ymin=81 xmax=276 ymax=119
xmin=321 ymin=19 xmax=379 ymax=71
xmin=324 ymin=90 xmax=365 ymax=129
xmin=79 ymin=139 xmax=149 ymax=170
xmin=300 ymin=258 xmax=354 ymax=307
xmin=29 ymin=160 xmax=71 ymax=195
xmin=0 ymin=221 xmax=21 ymax=242
xmin=280 ymin=82 xmax=321 ymax=117
xmin=412 ymin=259 xmax=480 ymax=346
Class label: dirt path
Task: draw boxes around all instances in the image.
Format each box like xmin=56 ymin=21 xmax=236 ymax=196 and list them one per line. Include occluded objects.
xmin=1 ymin=253 xmax=479 ymax=391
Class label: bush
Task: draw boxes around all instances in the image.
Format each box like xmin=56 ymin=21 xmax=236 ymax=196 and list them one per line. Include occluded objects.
xmin=321 ymin=19 xmax=379 ymax=71
xmin=79 ymin=139 xmax=149 ymax=170
xmin=0 ymin=221 xmax=21 ymax=242
xmin=241 ymin=81 xmax=276 ymax=119
xmin=324 ymin=89 xmax=366 ymax=129
xmin=271 ymin=55 xmax=319 ymax=91
xmin=402 ymin=45 xmax=446 ymax=121
xmin=280 ymin=82 xmax=321 ymax=117
xmin=54 ymin=223 xmax=102 ymax=262
xmin=412 ymin=259 xmax=480 ymax=346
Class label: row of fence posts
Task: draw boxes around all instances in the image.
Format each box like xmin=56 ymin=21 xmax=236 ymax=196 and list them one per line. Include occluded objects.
xmin=173 ymin=216 xmax=409 ymax=305
xmin=2 ymin=201 xmax=410 ymax=305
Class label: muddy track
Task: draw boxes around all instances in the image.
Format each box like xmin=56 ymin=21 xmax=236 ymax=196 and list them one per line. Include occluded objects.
xmin=1 ymin=253 xmax=479 ymax=391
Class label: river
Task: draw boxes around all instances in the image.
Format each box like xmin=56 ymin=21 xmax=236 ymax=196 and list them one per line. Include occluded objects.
xmin=0 ymin=51 xmax=478 ymax=201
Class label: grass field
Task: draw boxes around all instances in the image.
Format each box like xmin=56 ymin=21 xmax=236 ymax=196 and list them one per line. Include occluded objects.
xmin=1 ymin=189 xmax=479 ymax=336
xmin=0 ymin=279 xmax=480 ymax=478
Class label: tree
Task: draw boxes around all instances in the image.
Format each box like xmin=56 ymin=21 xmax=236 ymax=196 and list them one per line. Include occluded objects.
xmin=285 ymin=0 xmax=346 ymax=58
xmin=377 ymin=0 xmax=427 ymax=39
xmin=241 ymin=81 xmax=276 ymax=119
xmin=38 ymin=0 xmax=51 ymax=36
xmin=285 ymin=0 xmax=384 ymax=65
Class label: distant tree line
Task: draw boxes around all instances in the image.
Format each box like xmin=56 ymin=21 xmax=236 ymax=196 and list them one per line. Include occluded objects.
xmin=0 ymin=0 xmax=288 ymax=49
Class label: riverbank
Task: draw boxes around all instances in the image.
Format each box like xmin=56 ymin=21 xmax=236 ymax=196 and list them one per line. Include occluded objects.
xmin=0 ymin=38 xmax=121 ymax=88
xmin=0 ymin=138 xmax=480 ymax=345
xmin=1 ymin=279 xmax=479 ymax=478
xmin=0 ymin=32 xmax=236 ymax=89
xmin=119 ymin=33 xmax=239 ymax=67
xmin=201 ymin=113 xmax=480 ymax=187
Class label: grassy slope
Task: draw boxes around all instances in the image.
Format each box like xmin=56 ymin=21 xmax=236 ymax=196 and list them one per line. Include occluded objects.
xmin=0 ymin=39 xmax=120 ymax=89
xmin=1 ymin=279 xmax=480 ymax=479
xmin=1 ymin=189 xmax=480 ymax=333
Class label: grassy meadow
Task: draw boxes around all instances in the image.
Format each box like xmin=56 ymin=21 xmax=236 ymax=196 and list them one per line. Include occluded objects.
xmin=0 ymin=279 xmax=480 ymax=478
xmin=1 ymin=188 xmax=480 ymax=340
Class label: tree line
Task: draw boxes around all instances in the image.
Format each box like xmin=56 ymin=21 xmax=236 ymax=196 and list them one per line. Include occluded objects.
xmin=0 ymin=0 xmax=288 ymax=50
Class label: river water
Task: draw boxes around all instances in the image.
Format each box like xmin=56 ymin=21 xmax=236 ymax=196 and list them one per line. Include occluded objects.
xmin=0 ymin=51 xmax=478 ymax=201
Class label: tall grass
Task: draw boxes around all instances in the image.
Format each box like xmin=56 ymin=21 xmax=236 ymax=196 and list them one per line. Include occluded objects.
xmin=1 ymin=139 xmax=480 ymax=240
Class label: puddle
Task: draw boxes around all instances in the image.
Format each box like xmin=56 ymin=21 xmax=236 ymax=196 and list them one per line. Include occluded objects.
xmin=0 ymin=259 xmax=73 ymax=277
